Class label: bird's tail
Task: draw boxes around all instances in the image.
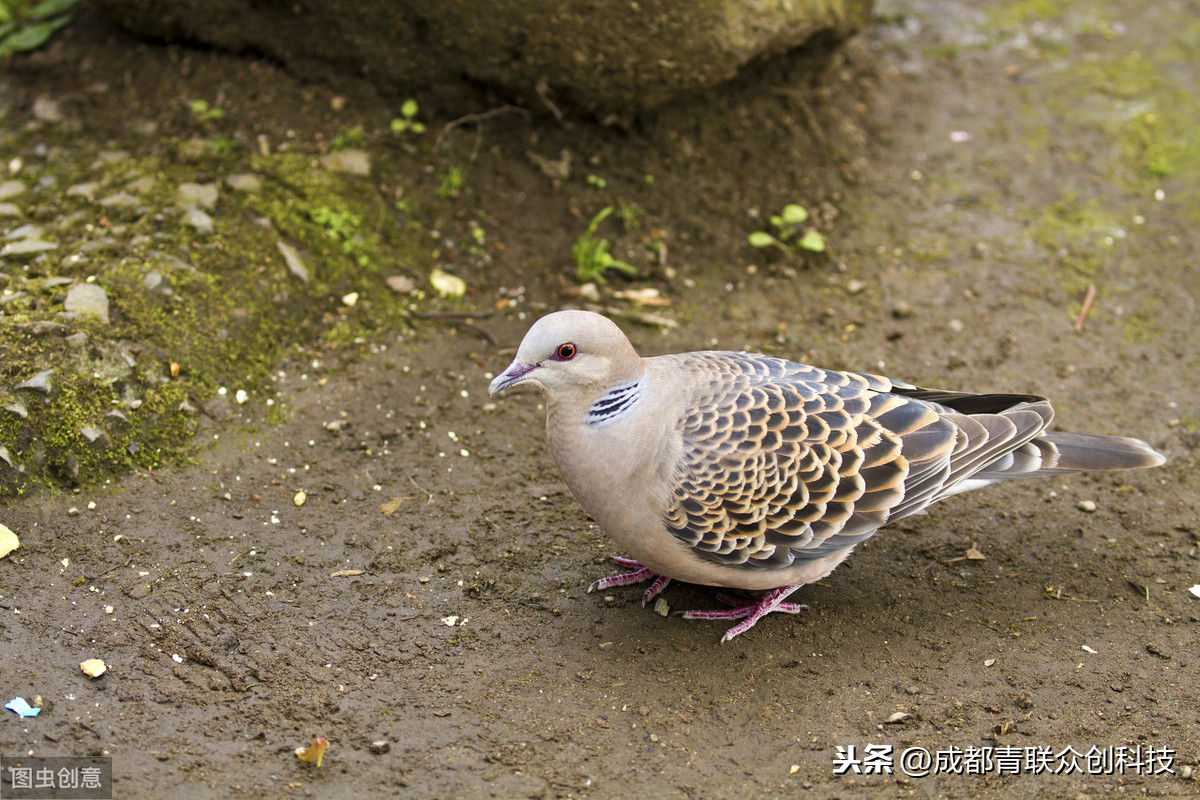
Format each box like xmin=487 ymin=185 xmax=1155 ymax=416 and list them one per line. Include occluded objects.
xmin=979 ymin=431 xmax=1165 ymax=482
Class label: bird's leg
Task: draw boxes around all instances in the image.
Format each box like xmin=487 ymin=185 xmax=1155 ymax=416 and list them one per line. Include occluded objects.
xmin=587 ymin=556 xmax=673 ymax=605
xmin=679 ymin=585 xmax=808 ymax=643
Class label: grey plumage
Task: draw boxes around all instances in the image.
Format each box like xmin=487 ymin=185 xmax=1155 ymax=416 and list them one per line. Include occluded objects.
xmin=489 ymin=310 xmax=1166 ymax=641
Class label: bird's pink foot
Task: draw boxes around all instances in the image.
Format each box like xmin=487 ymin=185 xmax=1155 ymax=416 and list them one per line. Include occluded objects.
xmin=587 ymin=556 xmax=673 ymax=605
xmin=679 ymin=585 xmax=808 ymax=643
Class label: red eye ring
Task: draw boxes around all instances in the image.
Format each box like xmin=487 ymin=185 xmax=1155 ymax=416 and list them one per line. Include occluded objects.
xmin=555 ymin=342 xmax=577 ymax=360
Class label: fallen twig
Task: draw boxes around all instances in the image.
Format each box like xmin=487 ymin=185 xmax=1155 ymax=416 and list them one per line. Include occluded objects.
xmin=1073 ymin=283 xmax=1097 ymax=332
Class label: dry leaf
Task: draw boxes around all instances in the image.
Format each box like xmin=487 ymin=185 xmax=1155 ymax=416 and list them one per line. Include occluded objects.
xmin=0 ymin=523 xmax=18 ymax=559
xmin=965 ymin=543 xmax=986 ymax=560
xmin=885 ymin=711 xmax=911 ymax=724
xmin=80 ymin=658 xmax=107 ymax=678
xmin=295 ymin=737 xmax=329 ymax=767
xmin=293 ymin=490 xmax=307 ymax=507
xmin=380 ymin=497 xmax=406 ymax=515
xmin=330 ymin=569 xmax=365 ymax=578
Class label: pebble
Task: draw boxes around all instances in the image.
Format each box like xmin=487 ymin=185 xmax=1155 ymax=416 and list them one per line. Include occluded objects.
xmin=184 ymin=208 xmax=214 ymax=236
xmin=5 ymin=223 xmax=43 ymax=240
xmin=320 ymin=149 xmax=371 ymax=176
xmin=1077 ymin=500 xmax=1097 ymax=513
xmin=143 ymin=272 xmax=173 ymax=296
xmin=15 ymin=369 xmax=54 ymax=395
xmin=66 ymin=182 xmax=99 ymax=198
xmin=276 ymin=240 xmax=309 ymax=283
xmin=226 ymin=173 xmax=262 ymax=192
xmin=32 ymin=98 xmax=64 ymax=122
xmin=177 ymin=182 xmax=219 ymax=211
xmin=64 ymin=283 xmax=110 ymax=323
xmin=0 ymin=203 xmax=21 ymax=218
xmin=0 ymin=180 xmax=25 ymax=201
xmin=0 ymin=239 xmax=57 ymax=257
xmin=98 ymin=192 xmax=139 ymax=210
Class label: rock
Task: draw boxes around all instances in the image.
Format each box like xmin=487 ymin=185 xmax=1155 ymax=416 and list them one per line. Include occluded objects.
xmin=276 ymin=240 xmax=309 ymax=283
xmin=3 ymin=398 xmax=28 ymax=418
xmin=15 ymin=369 xmax=54 ymax=395
xmin=99 ymin=191 xmax=140 ymax=209
xmin=94 ymin=0 xmax=872 ymax=117
xmin=66 ymin=182 xmax=100 ymax=199
xmin=32 ymin=98 xmax=64 ymax=122
xmin=320 ymin=149 xmax=370 ymax=176
xmin=0 ymin=180 xmax=25 ymax=201
xmin=5 ymin=223 xmax=44 ymax=240
xmin=0 ymin=203 xmax=21 ymax=218
xmin=184 ymin=208 xmax=214 ymax=236
xmin=80 ymin=426 xmax=111 ymax=449
xmin=143 ymin=271 xmax=173 ymax=296
xmin=96 ymin=1 xmax=871 ymax=118
xmin=176 ymin=182 xmax=219 ymax=211
xmin=226 ymin=173 xmax=262 ymax=192
xmin=0 ymin=239 xmax=57 ymax=257
xmin=64 ymin=283 xmax=111 ymax=323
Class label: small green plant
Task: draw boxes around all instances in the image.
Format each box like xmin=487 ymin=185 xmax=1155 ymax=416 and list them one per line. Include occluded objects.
xmin=437 ymin=165 xmax=466 ymax=198
xmin=189 ymin=98 xmax=225 ymax=124
xmin=572 ymin=206 xmax=637 ymax=284
xmin=748 ymin=204 xmax=826 ymax=253
xmin=616 ymin=199 xmax=643 ymax=232
xmin=0 ymin=0 xmax=80 ymax=57
xmin=389 ymin=99 xmax=427 ymax=136
xmin=330 ymin=125 xmax=365 ymax=151
xmin=586 ymin=174 xmax=607 ymax=190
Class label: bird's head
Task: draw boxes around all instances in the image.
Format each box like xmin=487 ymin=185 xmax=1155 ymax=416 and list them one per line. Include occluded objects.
xmin=488 ymin=310 xmax=642 ymax=399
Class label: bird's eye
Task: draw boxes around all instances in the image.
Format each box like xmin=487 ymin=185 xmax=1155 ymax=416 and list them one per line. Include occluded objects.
xmin=555 ymin=342 xmax=577 ymax=360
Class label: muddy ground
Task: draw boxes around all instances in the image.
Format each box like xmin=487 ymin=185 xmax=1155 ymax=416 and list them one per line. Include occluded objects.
xmin=2 ymin=0 xmax=1198 ymax=798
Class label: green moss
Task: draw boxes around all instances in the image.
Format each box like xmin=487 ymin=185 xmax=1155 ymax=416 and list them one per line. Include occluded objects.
xmin=0 ymin=131 xmax=440 ymax=494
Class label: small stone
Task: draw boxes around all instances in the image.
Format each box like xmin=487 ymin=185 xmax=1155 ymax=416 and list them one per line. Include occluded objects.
xmin=320 ymin=149 xmax=371 ymax=176
xmin=948 ymin=319 xmax=965 ymax=333
xmin=32 ymin=98 xmax=64 ymax=122
xmin=386 ymin=275 xmax=416 ymax=293
xmin=98 ymin=191 xmax=140 ymax=209
xmin=80 ymin=658 xmax=107 ymax=678
xmin=368 ymin=740 xmax=390 ymax=754
xmin=1077 ymin=500 xmax=1097 ymax=513
xmin=0 ymin=180 xmax=25 ymax=201
xmin=5 ymin=223 xmax=43 ymax=240
xmin=125 ymin=175 xmax=157 ymax=194
xmin=15 ymin=369 xmax=54 ymax=394
xmin=0 ymin=203 xmax=21 ymax=218
xmin=64 ymin=283 xmax=110 ymax=323
xmin=143 ymin=272 xmax=173 ymax=296
xmin=176 ymin=182 xmax=219 ymax=211
xmin=93 ymin=150 xmax=130 ymax=165
xmin=184 ymin=208 xmax=214 ymax=236
xmin=1 ymin=239 xmax=57 ymax=257
xmin=80 ymin=426 xmax=110 ymax=448
xmin=653 ymin=597 xmax=670 ymax=617
xmin=276 ymin=240 xmax=308 ymax=283
xmin=226 ymin=173 xmax=262 ymax=192
xmin=846 ymin=279 xmax=867 ymax=294
xmin=3 ymin=398 xmax=28 ymax=418
xmin=66 ymin=182 xmax=99 ymax=199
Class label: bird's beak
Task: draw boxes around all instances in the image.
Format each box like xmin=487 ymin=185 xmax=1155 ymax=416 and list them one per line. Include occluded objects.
xmin=488 ymin=361 xmax=539 ymax=396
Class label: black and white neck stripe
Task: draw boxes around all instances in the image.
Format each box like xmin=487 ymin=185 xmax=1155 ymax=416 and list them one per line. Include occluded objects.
xmin=587 ymin=381 xmax=644 ymax=426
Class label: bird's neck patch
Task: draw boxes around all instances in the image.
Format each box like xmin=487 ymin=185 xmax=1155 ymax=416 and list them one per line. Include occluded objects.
xmin=587 ymin=381 xmax=643 ymax=426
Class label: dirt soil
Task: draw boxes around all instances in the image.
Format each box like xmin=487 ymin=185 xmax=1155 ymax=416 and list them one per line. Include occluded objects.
xmin=2 ymin=1 xmax=1198 ymax=798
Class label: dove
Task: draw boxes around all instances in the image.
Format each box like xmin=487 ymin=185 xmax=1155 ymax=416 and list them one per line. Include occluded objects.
xmin=488 ymin=310 xmax=1166 ymax=642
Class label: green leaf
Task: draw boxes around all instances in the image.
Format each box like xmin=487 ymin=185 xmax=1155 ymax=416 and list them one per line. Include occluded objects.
xmin=747 ymin=231 xmax=778 ymax=248
xmin=2 ymin=16 xmax=68 ymax=52
xmin=400 ymin=98 xmax=419 ymax=119
xmin=798 ymin=230 xmax=826 ymax=252
xmin=780 ymin=204 xmax=809 ymax=224
xmin=30 ymin=0 xmax=82 ymax=20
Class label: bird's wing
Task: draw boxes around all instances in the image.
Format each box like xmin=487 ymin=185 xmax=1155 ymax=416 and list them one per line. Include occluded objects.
xmin=659 ymin=353 xmax=1051 ymax=570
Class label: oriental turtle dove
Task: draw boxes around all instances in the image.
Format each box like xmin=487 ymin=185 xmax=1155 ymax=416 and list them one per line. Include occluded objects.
xmin=489 ymin=310 xmax=1165 ymax=642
